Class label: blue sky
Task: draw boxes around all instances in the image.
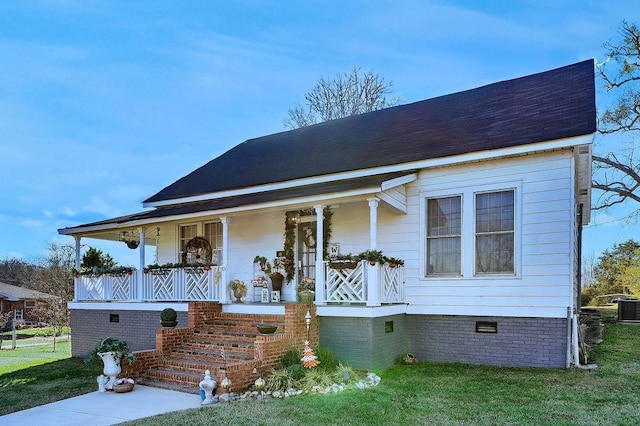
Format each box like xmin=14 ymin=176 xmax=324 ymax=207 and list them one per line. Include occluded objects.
xmin=0 ymin=1 xmax=638 ymax=267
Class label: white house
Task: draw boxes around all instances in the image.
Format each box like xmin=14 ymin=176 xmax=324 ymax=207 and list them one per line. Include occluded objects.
xmin=60 ymin=60 xmax=595 ymax=371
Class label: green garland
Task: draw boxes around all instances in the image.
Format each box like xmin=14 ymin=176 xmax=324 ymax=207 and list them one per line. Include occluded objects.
xmin=282 ymin=207 xmax=332 ymax=282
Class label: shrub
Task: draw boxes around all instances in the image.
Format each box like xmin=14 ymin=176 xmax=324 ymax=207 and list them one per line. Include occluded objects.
xmin=287 ymin=364 xmax=306 ymax=381
xmin=280 ymin=347 xmax=302 ymax=368
xmin=160 ymin=308 xmax=177 ymax=322
xmin=265 ymin=368 xmax=298 ymax=393
xmin=300 ymin=368 xmax=335 ymax=393
xmin=333 ymin=362 xmax=359 ymax=384
xmin=315 ymin=347 xmax=336 ymax=371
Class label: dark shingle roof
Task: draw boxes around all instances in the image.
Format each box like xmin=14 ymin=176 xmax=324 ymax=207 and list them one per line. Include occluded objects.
xmin=145 ymin=60 xmax=595 ymax=204
xmin=0 ymin=282 xmax=57 ymax=301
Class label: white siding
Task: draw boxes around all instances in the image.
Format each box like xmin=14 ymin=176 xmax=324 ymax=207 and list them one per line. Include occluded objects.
xmin=152 ymin=150 xmax=577 ymax=318
xmin=406 ymin=151 xmax=575 ymax=318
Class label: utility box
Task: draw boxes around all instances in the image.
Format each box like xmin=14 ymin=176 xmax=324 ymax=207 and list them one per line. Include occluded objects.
xmin=618 ymin=300 xmax=640 ymax=323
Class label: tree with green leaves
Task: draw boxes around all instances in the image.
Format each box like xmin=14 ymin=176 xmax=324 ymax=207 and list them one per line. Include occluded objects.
xmin=81 ymin=246 xmax=115 ymax=270
xmin=285 ymin=66 xmax=401 ymax=129
xmin=593 ymin=21 xmax=640 ymax=217
xmin=592 ymin=239 xmax=640 ymax=302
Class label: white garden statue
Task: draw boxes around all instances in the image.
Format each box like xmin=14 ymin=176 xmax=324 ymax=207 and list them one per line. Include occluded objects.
xmin=199 ymin=370 xmax=217 ymax=405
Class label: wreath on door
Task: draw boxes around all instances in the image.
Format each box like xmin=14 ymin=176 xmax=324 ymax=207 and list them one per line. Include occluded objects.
xmin=302 ymin=226 xmax=317 ymax=249
xmin=182 ymin=237 xmax=212 ymax=265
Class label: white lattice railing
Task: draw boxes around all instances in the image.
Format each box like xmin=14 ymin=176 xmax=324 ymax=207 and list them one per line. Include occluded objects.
xmin=324 ymin=261 xmax=404 ymax=305
xmin=75 ymin=273 xmax=136 ymax=301
xmin=142 ymin=267 xmax=219 ymax=301
xmin=75 ymin=267 xmax=221 ymax=302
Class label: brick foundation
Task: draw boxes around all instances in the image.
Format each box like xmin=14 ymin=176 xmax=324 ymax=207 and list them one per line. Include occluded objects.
xmin=407 ymin=315 xmax=568 ymax=368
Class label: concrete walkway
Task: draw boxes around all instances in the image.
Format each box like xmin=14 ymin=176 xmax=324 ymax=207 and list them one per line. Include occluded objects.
xmin=0 ymin=385 xmax=202 ymax=425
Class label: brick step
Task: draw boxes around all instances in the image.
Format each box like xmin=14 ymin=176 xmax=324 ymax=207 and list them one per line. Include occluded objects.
xmin=136 ymin=378 xmax=200 ymax=395
xmin=184 ymin=337 xmax=255 ymax=349
xmin=159 ymin=356 xmax=226 ymax=374
xmin=144 ymin=367 xmax=204 ymax=388
xmin=171 ymin=346 xmax=254 ymax=361
xmin=194 ymin=328 xmax=260 ymax=340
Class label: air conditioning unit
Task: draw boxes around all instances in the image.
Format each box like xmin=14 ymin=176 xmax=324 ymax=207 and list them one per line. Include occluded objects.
xmin=618 ymin=300 xmax=640 ymax=322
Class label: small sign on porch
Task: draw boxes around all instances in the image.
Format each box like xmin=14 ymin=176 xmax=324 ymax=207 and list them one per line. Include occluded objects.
xmin=261 ymin=288 xmax=270 ymax=303
xmin=329 ymin=243 xmax=340 ymax=257
xmin=271 ymin=291 xmax=280 ymax=303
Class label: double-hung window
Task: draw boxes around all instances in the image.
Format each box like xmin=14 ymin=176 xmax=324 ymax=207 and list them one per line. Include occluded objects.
xmin=475 ymin=190 xmax=515 ymax=275
xmin=426 ymin=196 xmax=462 ymax=275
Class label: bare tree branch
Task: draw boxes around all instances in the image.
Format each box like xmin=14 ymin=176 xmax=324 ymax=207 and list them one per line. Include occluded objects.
xmin=284 ymin=66 xmax=401 ymax=129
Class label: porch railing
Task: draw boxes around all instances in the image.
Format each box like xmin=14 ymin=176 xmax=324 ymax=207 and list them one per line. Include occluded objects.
xmin=324 ymin=261 xmax=405 ymax=305
xmin=74 ymin=267 xmax=220 ymax=302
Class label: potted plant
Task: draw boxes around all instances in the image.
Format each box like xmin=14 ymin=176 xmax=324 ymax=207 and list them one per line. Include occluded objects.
xmin=229 ymin=279 xmax=247 ymax=303
xmin=358 ymin=249 xmax=386 ymax=265
xmin=329 ymin=253 xmax=358 ymax=269
xmin=386 ymin=257 xmax=405 ymax=268
xmin=160 ymin=308 xmax=178 ymax=328
xmin=298 ymin=277 xmax=315 ymax=304
xmin=85 ymin=337 xmax=135 ymax=390
xmin=254 ymin=255 xmax=286 ymax=291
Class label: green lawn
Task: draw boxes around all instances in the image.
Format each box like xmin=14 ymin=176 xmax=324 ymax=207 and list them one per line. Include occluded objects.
xmin=0 ymin=339 xmax=98 ymax=415
xmin=123 ymin=312 xmax=640 ymax=426
xmin=1 ymin=314 xmax=639 ymax=425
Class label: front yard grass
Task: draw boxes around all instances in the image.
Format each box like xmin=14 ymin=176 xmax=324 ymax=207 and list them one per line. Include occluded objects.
xmin=124 ymin=311 xmax=640 ymax=426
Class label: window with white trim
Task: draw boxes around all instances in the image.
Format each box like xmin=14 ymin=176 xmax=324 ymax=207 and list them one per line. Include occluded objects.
xmin=178 ymin=222 xmax=223 ymax=265
xmin=426 ymin=196 xmax=462 ymax=276
xmin=204 ymin=222 xmax=223 ymax=265
xmin=179 ymin=224 xmax=197 ymax=258
xmin=475 ymin=190 xmax=515 ymax=275
xmin=24 ymin=300 xmax=36 ymax=308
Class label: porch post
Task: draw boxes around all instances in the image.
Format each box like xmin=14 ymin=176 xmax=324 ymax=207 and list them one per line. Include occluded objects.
xmin=73 ymin=236 xmax=81 ymax=302
xmin=367 ymin=198 xmax=379 ymax=249
xmin=314 ymin=205 xmax=325 ymax=305
xmin=137 ymin=227 xmax=146 ymax=302
xmin=219 ymin=217 xmax=230 ymax=304
xmin=366 ymin=198 xmax=380 ymax=306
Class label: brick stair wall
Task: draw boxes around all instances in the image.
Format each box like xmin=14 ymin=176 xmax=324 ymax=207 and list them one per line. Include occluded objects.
xmin=130 ymin=302 xmax=318 ymax=395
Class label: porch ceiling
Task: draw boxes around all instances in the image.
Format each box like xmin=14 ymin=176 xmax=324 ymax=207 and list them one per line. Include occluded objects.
xmin=59 ymin=171 xmax=412 ymax=236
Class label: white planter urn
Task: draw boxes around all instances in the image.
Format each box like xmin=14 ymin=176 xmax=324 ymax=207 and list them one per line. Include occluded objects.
xmin=98 ymin=351 xmax=122 ymax=390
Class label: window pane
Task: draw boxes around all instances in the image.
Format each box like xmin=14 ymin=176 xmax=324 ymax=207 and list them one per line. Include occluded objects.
xmin=204 ymin=222 xmax=223 ymax=265
xmin=428 ymin=197 xmax=461 ymax=236
xmin=475 ymin=190 xmax=515 ymax=274
xmin=426 ymin=196 xmax=461 ymax=275
xmin=475 ymin=233 xmax=514 ymax=273
xmin=179 ymin=225 xmax=197 ymax=254
xmin=427 ymin=237 xmax=461 ymax=274
xmin=476 ymin=191 xmax=514 ymax=233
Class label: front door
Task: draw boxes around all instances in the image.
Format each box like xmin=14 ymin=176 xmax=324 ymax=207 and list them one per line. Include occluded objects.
xmin=297 ymin=220 xmax=317 ymax=280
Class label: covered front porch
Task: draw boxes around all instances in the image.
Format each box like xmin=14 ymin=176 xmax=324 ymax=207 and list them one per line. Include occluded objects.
xmin=72 ymin=260 xmax=405 ymax=306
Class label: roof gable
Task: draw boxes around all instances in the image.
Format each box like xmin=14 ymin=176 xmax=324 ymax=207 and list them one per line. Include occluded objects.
xmin=146 ymin=60 xmax=595 ymax=204
xmin=0 ymin=282 xmax=56 ymax=301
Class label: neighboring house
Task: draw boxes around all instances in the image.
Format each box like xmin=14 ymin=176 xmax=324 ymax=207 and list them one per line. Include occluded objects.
xmin=59 ymin=60 xmax=595 ymax=370
xmin=0 ymin=281 xmax=56 ymax=327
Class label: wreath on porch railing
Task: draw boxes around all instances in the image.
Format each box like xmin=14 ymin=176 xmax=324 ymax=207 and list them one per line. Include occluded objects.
xmin=182 ymin=237 xmax=212 ymax=265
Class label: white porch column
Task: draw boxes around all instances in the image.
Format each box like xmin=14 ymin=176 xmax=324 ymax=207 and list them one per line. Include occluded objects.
xmin=366 ymin=198 xmax=381 ymax=306
xmin=137 ymin=227 xmax=146 ymax=302
xmin=367 ymin=198 xmax=379 ymax=249
xmin=219 ymin=217 xmax=230 ymax=304
xmin=314 ymin=205 xmax=325 ymax=305
xmin=73 ymin=236 xmax=81 ymax=302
